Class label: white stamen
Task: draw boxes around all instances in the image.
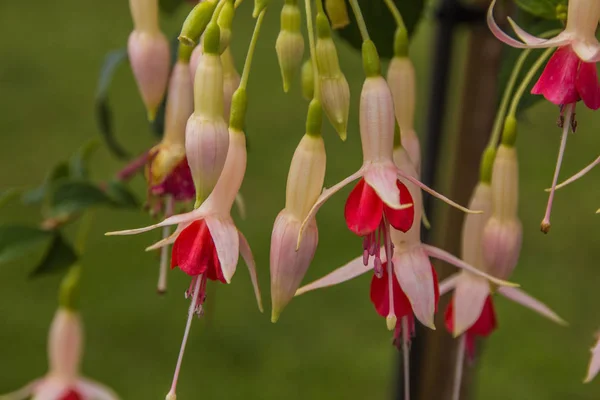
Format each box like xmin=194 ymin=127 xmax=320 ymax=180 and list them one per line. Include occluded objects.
xmin=384 ymin=219 xmax=396 ymax=331
xmin=168 ymin=275 xmax=203 ymax=397
xmin=553 ymin=155 xmax=600 ymax=190
xmin=402 ymin=316 xmax=411 ymax=400
xmin=452 ymin=334 xmax=467 ymax=400
xmin=158 ymin=196 xmax=174 ymax=294
xmin=542 ymin=103 xmax=574 ymax=233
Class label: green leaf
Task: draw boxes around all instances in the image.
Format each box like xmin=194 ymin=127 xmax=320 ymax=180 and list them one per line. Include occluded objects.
xmin=0 ymin=225 xmax=53 ymax=265
xmin=513 ymin=0 xmax=566 ymax=20
xmin=95 ymin=49 xmax=130 ymax=160
xmin=70 ymin=139 xmax=101 ymax=179
xmin=159 ymin=0 xmax=186 ymax=14
xmin=105 ymin=180 xmax=140 ymax=209
xmin=335 ymin=0 xmax=425 ymax=59
xmin=22 ymin=162 xmax=70 ymax=205
xmin=30 ymin=232 xmax=78 ymax=277
xmin=50 ymin=181 xmax=114 ymax=217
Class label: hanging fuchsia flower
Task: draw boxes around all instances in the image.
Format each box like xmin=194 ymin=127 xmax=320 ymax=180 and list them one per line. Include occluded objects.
xmin=585 ymin=334 xmax=600 ymax=383
xmin=1 ymin=308 xmax=119 ymax=400
xmin=107 ymin=126 xmax=262 ymax=399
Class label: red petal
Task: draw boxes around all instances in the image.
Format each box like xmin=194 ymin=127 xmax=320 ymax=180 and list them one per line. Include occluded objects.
xmin=370 ymin=263 xmax=412 ymax=318
xmin=345 ymin=179 xmax=384 ymax=236
xmin=444 ymin=297 xmax=455 ymax=334
xmin=60 ymin=389 xmax=83 ymax=400
xmin=171 ymin=220 xmax=216 ymax=276
xmin=531 ymin=47 xmax=581 ymax=105
xmin=576 ymin=61 xmax=600 ymax=110
xmin=432 ymin=265 xmax=440 ymax=312
xmin=205 ymin=244 xmax=226 ymax=283
xmin=468 ymin=295 xmax=497 ymax=337
xmin=383 ymin=181 xmax=415 ymax=233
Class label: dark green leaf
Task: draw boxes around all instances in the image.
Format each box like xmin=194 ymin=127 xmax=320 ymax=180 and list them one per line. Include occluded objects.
xmin=335 ymin=0 xmax=425 ymax=59
xmin=159 ymin=0 xmax=186 ymax=14
xmin=30 ymin=232 xmax=78 ymax=277
xmin=70 ymin=139 xmax=101 ymax=179
xmin=513 ymin=0 xmax=566 ymax=20
xmin=50 ymin=181 xmax=114 ymax=217
xmin=105 ymin=180 xmax=140 ymax=209
xmin=21 ymin=162 xmax=70 ymax=205
xmin=0 ymin=225 xmax=53 ymax=265
xmin=95 ymin=49 xmax=130 ymax=159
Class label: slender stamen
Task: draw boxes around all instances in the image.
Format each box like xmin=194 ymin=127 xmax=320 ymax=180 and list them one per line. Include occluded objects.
xmin=402 ymin=316 xmax=411 ymax=400
xmin=553 ymin=155 xmax=600 ymax=190
xmin=386 ymin=260 xmax=396 ymax=330
xmin=541 ymin=103 xmax=574 ymax=233
xmin=157 ymin=196 xmax=174 ymax=294
xmin=168 ymin=275 xmax=203 ymax=398
xmin=452 ymin=334 xmax=467 ymax=400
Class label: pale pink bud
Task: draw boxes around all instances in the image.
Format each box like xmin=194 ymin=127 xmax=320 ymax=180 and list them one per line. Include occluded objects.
xmin=360 ymin=76 xmax=395 ymax=163
xmin=482 ymin=145 xmax=523 ymax=280
xmin=285 ymin=134 xmax=327 ymax=220
xmin=221 ymin=47 xmax=241 ymax=122
xmin=461 ymin=182 xmax=493 ymax=272
xmin=270 ymin=210 xmax=318 ymax=322
xmin=163 ymin=61 xmax=194 ymax=147
xmin=189 ymin=42 xmax=204 ymax=82
xmin=127 ymin=30 xmax=170 ymax=120
xmin=386 ymin=57 xmax=415 ymax=135
xmin=48 ymin=309 xmax=83 ymax=379
xmin=186 ymin=53 xmax=229 ymax=203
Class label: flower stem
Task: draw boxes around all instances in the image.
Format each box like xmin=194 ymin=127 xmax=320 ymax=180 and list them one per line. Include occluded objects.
xmin=304 ymin=0 xmax=321 ymax=100
xmin=348 ymin=0 xmax=369 ymax=41
xmin=239 ymin=8 xmax=266 ymax=90
xmin=452 ymin=334 xmax=466 ymax=400
xmin=382 ymin=0 xmax=406 ymax=33
xmin=402 ymin=316 xmax=410 ymax=400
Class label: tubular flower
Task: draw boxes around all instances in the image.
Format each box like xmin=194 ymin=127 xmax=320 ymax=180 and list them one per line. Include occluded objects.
xmin=1 ymin=309 xmax=119 ymax=400
xmin=270 ymin=122 xmax=326 ymax=322
xmin=296 ymin=147 xmax=516 ymax=341
xmin=440 ymin=181 xmax=565 ymax=358
xmin=107 ymin=127 xmax=263 ymax=399
xmin=585 ymin=334 xmax=600 ymax=383
xmin=127 ymin=0 xmax=171 ymax=120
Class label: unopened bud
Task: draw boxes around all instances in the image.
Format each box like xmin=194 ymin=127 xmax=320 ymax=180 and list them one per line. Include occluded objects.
xmin=127 ymin=30 xmax=171 ymax=120
xmin=270 ymin=210 xmax=319 ymax=322
xmin=222 ymin=47 xmax=241 ymax=121
xmin=179 ymin=0 xmax=218 ymax=46
xmin=461 ymin=183 xmax=493 ymax=271
xmin=129 ymin=0 xmax=160 ymax=33
xmin=360 ymin=76 xmax=395 ymax=163
xmin=164 ymin=61 xmax=194 ymax=148
xmin=325 ymin=0 xmax=350 ymax=29
xmin=316 ymin=32 xmax=349 ymax=140
xmin=217 ymin=0 xmax=235 ymax=53
xmin=189 ymin=41 xmax=204 ymax=81
xmin=301 ymin=59 xmax=314 ymax=100
xmin=276 ymin=3 xmax=304 ymax=93
xmin=386 ymin=56 xmax=415 ymax=137
xmin=49 ymin=309 xmax=83 ymax=379
xmin=482 ymin=145 xmax=522 ymax=279
xmin=253 ymin=0 xmax=271 ymax=17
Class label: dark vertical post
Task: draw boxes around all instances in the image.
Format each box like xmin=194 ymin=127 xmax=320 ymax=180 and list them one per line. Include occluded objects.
xmin=395 ymin=0 xmax=505 ymax=399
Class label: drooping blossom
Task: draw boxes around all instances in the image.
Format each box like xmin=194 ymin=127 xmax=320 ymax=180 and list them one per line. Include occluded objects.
xmin=487 ymin=0 xmax=600 ymax=232
xmin=1 ymin=308 xmax=119 ymax=400
xmin=585 ymin=334 xmax=600 ymax=383
xmin=107 ymin=125 xmax=262 ymax=399
xmin=270 ymin=104 xmax=326 ymax=321
xmin=127 ymin=0 xmax=171 ymax=120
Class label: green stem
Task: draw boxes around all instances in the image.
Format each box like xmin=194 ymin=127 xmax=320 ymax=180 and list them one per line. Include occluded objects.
xmin=348 ymin=0 xmax=369 ymax=41
xmin=75 ymin=211 xmax=95 ymax=255
xmin=382 ymin=0 xmax=405 ymax=32
xmin=211 ymin=0 xmax=228 ymax=24
xmin=305 ymin=0 xmax=321 ymax=100
xmin=239 ymin=10 xmax=266 ymax=90
xmin=315 ymin=0 xmax=324 ymax=13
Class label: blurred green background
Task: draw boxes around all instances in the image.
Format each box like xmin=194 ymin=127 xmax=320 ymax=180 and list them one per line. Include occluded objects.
xmin=1 ymin=0 xmax=600 ymax=399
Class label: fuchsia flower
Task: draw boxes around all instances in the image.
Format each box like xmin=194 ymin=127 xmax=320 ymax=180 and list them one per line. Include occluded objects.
xmin=585 ymin=334 xmax=600 ymax=383
xmin=1 ymin=309 xmax=119 ymax=400
xmin=107 ymin=127 xmax=262 ymax=398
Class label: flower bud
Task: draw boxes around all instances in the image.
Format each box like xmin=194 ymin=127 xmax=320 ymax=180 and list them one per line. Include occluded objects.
xmin=301 ymin=59 xmax=314 ymax=100
xmin=189 ymin=41 xmax=204 ymax=81
xmin=316 ymin=14 xmax=349 ymax=140
xmin=461 ymin=182 xmax=493 ymax=272
xmin=222 ymin=47 xmax=241 ymax=121
xmin=127 ymin=30 xmax=171 ymax=120
xmin=325 ymin=0 xmax=350 ymax=29
xmin=48 ymin=309 xmax=83 ymax=379
xmin=217 ymin=0 xmax=235 ymax=53
xmin=164 ymin=61 xmax=194 ymax=148
xmin=270 ymin=210 xmax=318 ymax=322
xmin=187 ymin=53 xmax=229 ymax=203
xmin=179 ymin=0 xmax=218 ymax=46
xmin=285 ymin=133 xmax=327 ymax=220
xmin=276 ymin=3 xmax=305 ymax=93
xmin=482 ymin=145 xmax=523 ymax=280
xmin=360 ymin=76 xmax=395 ymax=163
xmin=386 ymin=57 xmax=416 ymax=138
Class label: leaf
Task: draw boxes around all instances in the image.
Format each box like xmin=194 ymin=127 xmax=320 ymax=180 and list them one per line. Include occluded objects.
xmin=0 ymin=225 xmax=53 ymax=265
xmin=30 ymin=232 xmax=78 ymax=277
xmin=50 ymin=181 xmax=114 ymax=217
xmin=95 ymin=49 xmax=130 ymax=159
xmin=21 ymin=162 xmax=70 ymax=205
xmin=70 ymin=139 xmax=101 ymax=179
xmin=159 ymin=0 xmax=186 ymax=14
xmin=105 ymin=180 xmax=140 ymax=209
xmin=335 ymin=0 xmax=425 ymax=59
xmin=513 ymin=0 xmax=566 ymax=20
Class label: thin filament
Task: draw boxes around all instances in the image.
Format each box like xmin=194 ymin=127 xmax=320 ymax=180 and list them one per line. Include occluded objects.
xmin=402 ymin=316 xmax=410 ymax=400
xmin=157 ymin=195 xmax=174 ymax=294
xmin=452 ymin=334 xmax=467 ymax=400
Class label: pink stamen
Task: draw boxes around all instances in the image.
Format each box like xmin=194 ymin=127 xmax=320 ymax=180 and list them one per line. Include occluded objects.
xmin=402 ymin=316 xmax=411 ymax=400
xmin=157 ymin=195 xmax=174 ymax=294
xmin=542 ymin=103 xmax=574 ymax=233
xmin=451 ymin=334 xmax=467 ymax=400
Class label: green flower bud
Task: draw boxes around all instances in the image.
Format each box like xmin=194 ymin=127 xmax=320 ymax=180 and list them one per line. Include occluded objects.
xmin=218 ymin=0 xmax=235 ymax=53
xmin=501 ymin=115 xmax=518 ymax=147
xmin=179 ymin=0 xmax=218 ymax=46
xmin=203 ymin=22 xmax=221 ymax=55
xmin=253 ymin=0 xmax=271 ymax=18
xmin=325 ymin=0 xmax=350 ymax=29
xmin=301 ymin=59 xmax=314 ymax=101
xmin=276 ymin=4 xmax=304 ymax=92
